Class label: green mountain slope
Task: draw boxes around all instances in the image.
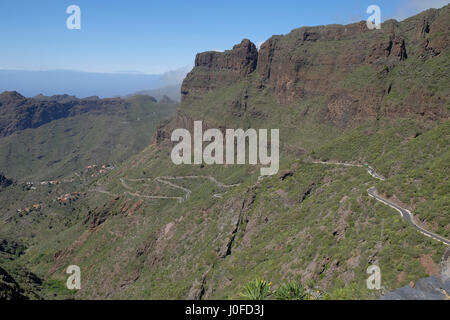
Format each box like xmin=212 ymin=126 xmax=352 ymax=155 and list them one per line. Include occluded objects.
xmin=1 ymin=5 xmax=449 ymax=300
xmin=0 ymin=94 xmax=177 ymax=181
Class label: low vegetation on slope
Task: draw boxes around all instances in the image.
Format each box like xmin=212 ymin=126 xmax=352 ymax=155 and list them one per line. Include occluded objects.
xmin=0 ymin=94 xmax=177 ymax=181
xmin=0 ymin=6 xmax=449 ymax=300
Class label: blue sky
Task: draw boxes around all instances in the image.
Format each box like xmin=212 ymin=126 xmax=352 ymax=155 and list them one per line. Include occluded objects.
xmin=0 ymin=0 xmax=448 ymax=74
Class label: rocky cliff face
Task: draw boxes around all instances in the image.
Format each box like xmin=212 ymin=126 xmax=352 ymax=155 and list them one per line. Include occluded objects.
xmin=180 ymin=5 xmax=450 ymax=126
xmin=0 ymin=91 xmax=130 ymax=137
xmin=181 ymin=39 xmax=258 ymax=102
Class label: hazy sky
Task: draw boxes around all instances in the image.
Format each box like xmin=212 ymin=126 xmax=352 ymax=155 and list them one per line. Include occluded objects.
xmin=0 ymin=0 xmax=448 ymax=74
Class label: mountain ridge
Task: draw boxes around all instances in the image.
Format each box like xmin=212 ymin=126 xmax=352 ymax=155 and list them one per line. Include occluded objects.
xmin=181 ymin=5 xmax=449 ymax=128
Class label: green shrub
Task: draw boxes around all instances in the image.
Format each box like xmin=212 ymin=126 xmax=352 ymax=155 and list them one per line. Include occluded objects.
xmin=239 ymin=279 xmax=272 ymax=300
xmin=274 ymin=281 xmax=306 ymax=300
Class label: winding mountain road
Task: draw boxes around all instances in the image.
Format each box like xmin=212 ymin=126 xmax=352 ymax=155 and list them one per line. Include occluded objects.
xmin=368 ymin=187 xmax=450 ymax=246
xmin=311 ymin=159 xmax=449 ymax=246
xmin=310 ymin=160 xmax=385 ymax=180
xmin=98 ymin=175 xmax=240 ymax=203
xmin=81 ymin=158 xmax=450 ymax=246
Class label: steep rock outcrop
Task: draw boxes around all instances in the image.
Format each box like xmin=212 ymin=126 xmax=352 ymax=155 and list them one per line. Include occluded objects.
xmin=179 ymin=5 xmax=449 ymax=127
xmin=181 ymin=39 xmax=258 ymax=102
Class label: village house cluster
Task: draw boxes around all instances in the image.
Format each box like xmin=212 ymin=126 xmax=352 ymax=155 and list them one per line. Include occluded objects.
xmin=86 ymin=164 xmax=115 ymax=177
xmin=56 ymin=192 xmax=87 ymax=204
xmin=17 ymin=203 xmax=42 ymax=215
